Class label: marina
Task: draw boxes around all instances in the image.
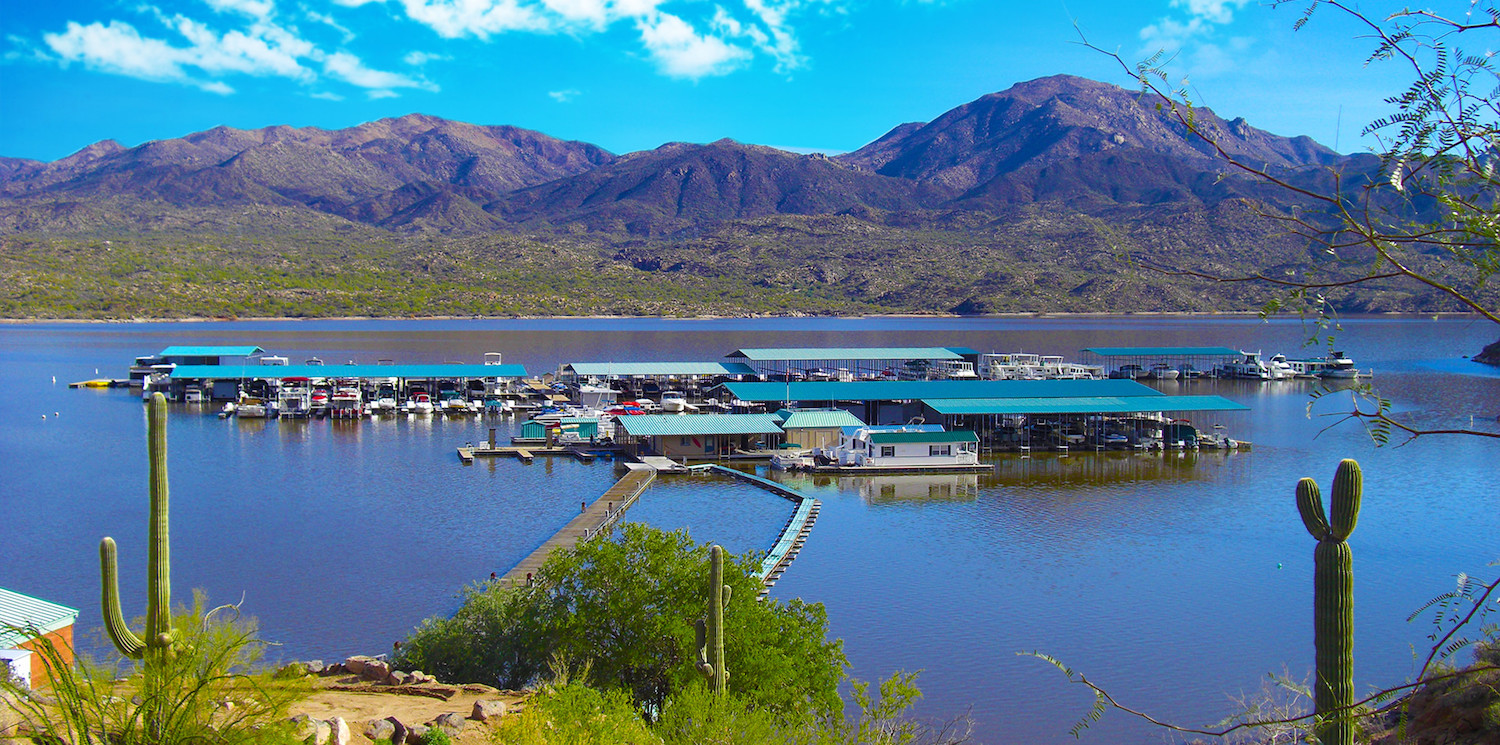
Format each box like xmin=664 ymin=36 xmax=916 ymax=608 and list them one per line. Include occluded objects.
xmin=11 ymin=316 xmax=1494 ymax=745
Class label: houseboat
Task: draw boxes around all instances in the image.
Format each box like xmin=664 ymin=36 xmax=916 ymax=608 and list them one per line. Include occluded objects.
xmin=812 ymin=424 xmax=986 ymax=473
xmin=329 ymin=387 xmax=363 ymax=419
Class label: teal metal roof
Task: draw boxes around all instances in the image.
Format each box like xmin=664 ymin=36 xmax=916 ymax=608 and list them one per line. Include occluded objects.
xmin=774 ymin=409 xmax=866 ymax=429
xmin=727 ymin=347 xmax=965 ymax=361
xmin=0 ymin=587 xmax=79 ymax=648
xmin=720 ymin=379 xmax=1164 ymax=402
xmin=159 ymin=346 xmax=265 ymax=357
xmin=564 ymin=362 xmax=756 ymax=376
xmin=618 ymin=413 xmax=785 ymax=437
xmin=868 ymin=430 xmax=979 ymax=444
xmin=923 ymin=395 xmax=1249 ymax=415
xmin=1082 ymin=347 xmax=1242 ymax=357
xmin=170 ymin=363 xmax=527 ymax=379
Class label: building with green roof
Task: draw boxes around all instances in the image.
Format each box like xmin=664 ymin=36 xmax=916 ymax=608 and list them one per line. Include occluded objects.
xmin=773 ymin=408 xmax=866 ymax=449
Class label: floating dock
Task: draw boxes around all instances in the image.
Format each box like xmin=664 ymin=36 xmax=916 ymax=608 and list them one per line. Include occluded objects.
xmin=457 ymin=444 xmax=602 ymax=464
xmin=707 ymin=465 xmax=821 ymax=596
xmin=498 ymin=468 xmax=656 ymax=587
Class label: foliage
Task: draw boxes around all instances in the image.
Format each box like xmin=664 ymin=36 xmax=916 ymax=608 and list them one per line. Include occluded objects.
xmin=0 ymin=592 xmax=307 ymax=745
xmin=489 ymin=682 xmax=660 ymax=745
xmin=417 ymin=726 xmax=454 ymax=745
xmin=397 ymin=523 xmax=846 ymax=719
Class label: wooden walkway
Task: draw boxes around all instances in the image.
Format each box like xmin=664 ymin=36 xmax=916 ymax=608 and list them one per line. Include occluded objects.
xmin=707 ymin=466 xmax=821 ymax=597
xmin=498 ymin=468 xmax=656 ymax=587
xmin=457 ymin=444 xmax=601 ymax=464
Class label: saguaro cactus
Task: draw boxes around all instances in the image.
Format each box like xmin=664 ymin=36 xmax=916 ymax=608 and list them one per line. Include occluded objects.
xmin=695 ymin=544 xmax=731 ymax=694
xmin=100 ymin=392 xmax=174 ymax=660
xmin=1296 ymin=459 xmax=1362 ymax=745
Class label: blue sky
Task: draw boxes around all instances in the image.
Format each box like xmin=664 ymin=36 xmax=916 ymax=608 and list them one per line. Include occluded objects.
xmin=1 ymin=0 xmax=1418 ymax=162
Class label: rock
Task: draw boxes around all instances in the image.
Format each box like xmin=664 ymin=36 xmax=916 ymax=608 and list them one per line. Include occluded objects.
xmin=327 ymin=716 xmax=350 ymax=745
xmin=361 ymin=659 xmax=393 ymax=684
xmin=275 ymin=661 xmax=313 ymax=679
xmin=385 ymin=716 xmax=408 ymax=745
xmin=289 ymin=714 xmax=325 ymax=743
xmin=305 ymin=660 xmax=325 ymax=675
xmin=388 ymin=671 xmax=411 ymax=686
xmin=343 ymin=655 xmax=375 ymax=676
xmin=362 ymin=718 xmax=394 ymax=742
xmin=470 ymin=700 xmax=507 ymax=722
xmin=430 ymin=712 xmax=466 ymax=733
xmin=408 ymin=724 xmax=429 ymax=743
xmin=461 ymin=683 xmax=499 ymax=695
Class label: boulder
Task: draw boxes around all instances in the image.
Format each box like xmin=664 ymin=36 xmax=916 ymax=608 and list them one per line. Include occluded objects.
xmin=384 ymin=716 xmax=408 ymax=745
xmin=362 ymin=718 xmax=394 ymax=742
xmin=407 ymin=724 xmax=429 ymax=742
xmin=327 ymin=716 xmax=350 ymax=745
xmin=361 ymin=659 xmax=393 ymax=684
xmin=343 ymin=656 xmax=376 ymax=676
xmin=470 ymin=700 xmax=507 ymax=722
xmin=289 ymin=713 xmax=330 ymax=744
xmin=430 ymin=712 xmax=466 ymax=733
xmin=388 ymin=671 xmax=411 ymax=686
xmin=461 ymin=683 xmax=499 ymax=695
xmin=305 ymin=660 xmax=325 ymax=675
xmin=275 ymin=661 xmax=313 ymax=679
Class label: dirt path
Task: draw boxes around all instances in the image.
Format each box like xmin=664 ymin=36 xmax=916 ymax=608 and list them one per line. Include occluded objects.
xmin=287 ymin=678 xmax=529 ymax=744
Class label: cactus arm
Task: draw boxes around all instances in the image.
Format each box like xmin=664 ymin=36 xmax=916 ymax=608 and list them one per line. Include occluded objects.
xmin=99 ymin=537 xmax=145 ymax=659
xmin=1314 ymin=540 xmax=1355 ymax=745
xmin=1329 ymin=460 xmax=1361 ymax=540
xmin=695 ymin=619 xmax=713 ymax=678
xmin=145 ymin=393 xmax=172 ymax=650
xmin=1296 ymin=478 xmax=1329 ymax=539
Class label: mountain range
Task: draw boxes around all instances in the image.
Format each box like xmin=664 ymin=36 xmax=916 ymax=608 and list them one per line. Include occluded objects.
xmin=3 ymin=74 xmax=1472 ymax=319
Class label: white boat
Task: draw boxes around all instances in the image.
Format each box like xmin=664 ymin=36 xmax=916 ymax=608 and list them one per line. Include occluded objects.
xmin=928 ymin=359 xmax=979 ymax=380
xmin=277 ymin=378 xmax=313 ymax=417
xmin=372 ymin=382 xmax=399 ymax=413
xmin=1218 ymin=352 xmax=1273 ymax=380
xmin=236 ymin=395 xmax=270 ymax=418
xmin=661 ymin=391 xmax=689 ymax=413
xmin=1110 ymin=364 xmax=1146 ymax=380
xmin=406 ymin=392 xmax=435 ymax=415
xmin=821 ymin=424 xmax=981 ymax=470
xmin=1266 ymin=354 xmax=1296 ymax=380
xmin=1318 ymin=351 xmax=1360 ymax=379
xmin=1144 ymin=362 xmax=1179 ymax=380
xmin=183 ymin=385 xmax=206 ymax=403
xmin=330 ymin=387 xmax=363 ymax=419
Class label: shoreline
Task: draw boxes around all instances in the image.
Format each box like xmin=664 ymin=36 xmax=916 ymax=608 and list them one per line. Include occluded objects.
xmin=0 ymin=311 xmax=1487 ymax=325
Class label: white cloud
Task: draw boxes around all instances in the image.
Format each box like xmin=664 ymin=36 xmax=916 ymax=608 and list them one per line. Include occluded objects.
xmin=304 ymin=8 xmax=356 ymax=42
xmin=392 ymin=0 xmax=551 ymax=39
xmin=324 ymin=50 xmax=434 ymax=89
xmin=1138 ymin=0 xmax=1253 ymax=76
xmin=366 ymin=88 xmax=399 ymax=98
xmin=403 ymin=49 xmax=449 ymax=65
xmin=40 ymin=6 xmax=436 ymax=97
xmin=637 ymin=11 xmax=749 ymax=78
xmin=311 ymin=90 xmax=344 ymax=99
xmin=203 ymin=0 xmax=276 ymax=21
xmin=548 ymin=87 xmax=579 ymax=102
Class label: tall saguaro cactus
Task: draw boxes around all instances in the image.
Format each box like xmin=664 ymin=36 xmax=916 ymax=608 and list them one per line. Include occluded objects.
xmin=695 ymin=544 xmax=731 ymax=694
xmin=1296 ymin=459 xmax=1362 ymax=745
xmin=100 ymin=392 xmax=174 ymax=660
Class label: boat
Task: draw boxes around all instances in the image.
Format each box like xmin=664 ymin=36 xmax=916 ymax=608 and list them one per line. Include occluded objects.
xmin=330 ymin=387 xmax=363 ymax=419
xmin=235 ymin=393 xmax=271 ymax=418
xmin=1109 ymin=364 xmax=1146 ymax=380
xmin=1266 ymin=354 xmax=1296 ymax=380
xmin=1318 ymin=351 xmax=1361 ymax=379
xmin=371 ymin=382 xmax=399 ymax=413
xmin=183 ymin=385 xmax=206 ymax=403
xmin=816 ymin=424 xmax=983 ymax=471
xmin=661 ymin=391 xmax=689 ymax=413
xmin=277 ymin=378 xmax=312 ymax=418
xmin=1218 ymin=352 xmax=1273 ymax=380
xmin=406 ymin=392 xmax=435 ymax=415
xmin=1144 ymin=362 xmax=1179 ymax=380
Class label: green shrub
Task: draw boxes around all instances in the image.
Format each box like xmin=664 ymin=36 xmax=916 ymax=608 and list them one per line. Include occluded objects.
xmin=490 ymin=683 xmax=658 ymax=745
xmin=397 ymin=524 xmax=845 ymax=719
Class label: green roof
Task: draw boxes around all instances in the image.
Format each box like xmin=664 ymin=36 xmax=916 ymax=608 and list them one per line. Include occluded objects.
xmin=774 ymin=409 xmax=866 ymax=429
xmin=170 ymin=363 xmax=527 ymax=379
xmin=867 ymin=430 xmax=979 ymax=444
xmin=720 ymin=379 xmax=1163 ymax=403
xmin=923 ymin=394 xmax=1249 ymax=415
xmin=0 ymin=587 xmax=79 ymax=648
xmin=159 ymin=346 xmax=266 ymax=357
xmin=618 ymin=413 xmax=785 ymax=437
xmin=564 ymin=362 xmax=756 ymax=376
xmin=1081 ymin=347 xmax=1242 ymax=357
xmin=727 ymin=347 xmax=965 ymax=361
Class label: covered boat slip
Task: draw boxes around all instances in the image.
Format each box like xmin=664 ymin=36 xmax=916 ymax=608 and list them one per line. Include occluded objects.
xmin=1079 ymin=346 xmax=1243 ymax=377
xmin=167 ymin=363 xmax=529 ymax=401
xmin=922 ymin=394 xmax=1249 ymax=452
xmin=557 ymin=361 xmax=758 ymax=400
xmin=725 ymin=346 xmax=980 ymax=379
xmin=616 ymin=413 xmax=786 ymax=460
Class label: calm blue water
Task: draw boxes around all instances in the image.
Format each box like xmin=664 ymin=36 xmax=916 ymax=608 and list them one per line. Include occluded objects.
xmin=2 ymin=316 xmax=1497 ymax=744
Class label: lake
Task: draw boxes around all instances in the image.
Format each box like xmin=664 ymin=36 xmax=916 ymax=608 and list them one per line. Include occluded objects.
xmin=2 ymin=315 xmax=1497 ymax=744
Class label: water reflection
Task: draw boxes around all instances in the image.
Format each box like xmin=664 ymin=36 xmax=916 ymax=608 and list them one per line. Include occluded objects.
xmin=989 ymin=450 xmax=1227 ymax=487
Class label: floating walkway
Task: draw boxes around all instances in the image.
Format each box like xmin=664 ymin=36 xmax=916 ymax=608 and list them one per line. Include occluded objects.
xmin=498 ymin=469 xmax=656 ymax=587
xmin=457 ymin=444 xmax=605 ymax=464
xmin=707 ymin=465 xmax=821 ymax=597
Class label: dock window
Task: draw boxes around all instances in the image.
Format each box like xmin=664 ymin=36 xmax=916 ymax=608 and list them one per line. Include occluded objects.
xmin=880 ymin=446 xmax=895 ymax=457
xmin=680 ymin=436 xmax=691 ymax=446
xmin=929 ymin=445 xmax=951 ymax=456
